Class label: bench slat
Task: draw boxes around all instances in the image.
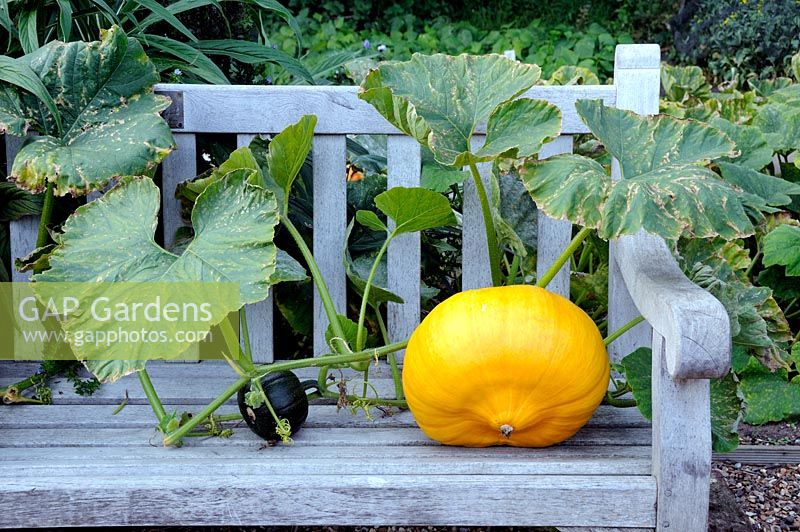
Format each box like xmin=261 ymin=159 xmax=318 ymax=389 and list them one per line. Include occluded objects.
xmin=0 ymin=445 xmax=651 ymax=476
xmin=0 ymin=404 xmax=649 ymax=429
xmin=0 ymin=473 xmax=656 ymax=528
xmin=237 ymin=133 xmax=274 ymax=364
xmin=312 ymin=135 xmax=348 ymax=355
xmin=387 ymin=136 xmax=421 ymax=362
xmin=461 ymin=135 xmax=493 ymax=290
xmin=536 ymin=136 xmax=574 ymax=297
xmin=0 ymin=426 xmax=651 ymax=447
xmin=6 ymin=135 xmax=37 ymax=284
xmin=154 ymin=84 xmax=616 ymax=135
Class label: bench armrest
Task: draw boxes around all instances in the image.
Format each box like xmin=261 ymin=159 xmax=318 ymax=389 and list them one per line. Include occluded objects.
xmin=615 ymin=231 xmax=731 ymax=379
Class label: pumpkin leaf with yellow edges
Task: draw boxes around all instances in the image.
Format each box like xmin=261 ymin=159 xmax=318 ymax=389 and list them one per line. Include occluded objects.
xmin=521 ymin=99 xmax=756 ymax=241
xmin=4 ymin=27 xmax=175 ymax=196
xmin=358 ymin=53 xmax=561 ymax=168
xmin=33 ymin=171 xmax=280 ymax=382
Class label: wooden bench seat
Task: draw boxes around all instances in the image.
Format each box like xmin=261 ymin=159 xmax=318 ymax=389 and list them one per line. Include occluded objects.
xmin=0 ymin=362 xmax=656 ymax=529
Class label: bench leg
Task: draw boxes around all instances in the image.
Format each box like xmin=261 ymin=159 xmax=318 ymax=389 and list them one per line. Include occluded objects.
xmin=652 ymin=332 xmax=711 ymax=532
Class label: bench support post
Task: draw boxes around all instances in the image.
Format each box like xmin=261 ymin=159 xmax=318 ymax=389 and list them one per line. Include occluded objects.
xmin=652 ymin=332 xmax=711 ymax=532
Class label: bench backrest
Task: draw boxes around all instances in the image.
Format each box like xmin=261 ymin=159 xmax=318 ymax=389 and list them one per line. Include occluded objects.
xmin=6 ymin=44 xmax=661 ymax=364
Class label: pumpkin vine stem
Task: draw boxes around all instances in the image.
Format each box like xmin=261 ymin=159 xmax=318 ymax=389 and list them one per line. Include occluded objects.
xmin=375 ymin=308 xmax=404 ymax=400
xmin=355 ymin=235 xmax=391 ymax=351
xmin=34 ymin=183 xmax=56 ymax=265
xmin=535 ymin=227 xmax=593 ymax=289
xmin=164 ymin=375 xmax=251 ymax=446
xmin=468 ymin=161 xmax=503 ymax=287
xmin=138 ymin=368 xmax=166 ymax=423
xmin=281 ymin=215 xmax=348 ymax=349
xmin=603 ymin=315 xmax=646 ymax=347
xmin=164 ymin=341 xmax=410 ymax=446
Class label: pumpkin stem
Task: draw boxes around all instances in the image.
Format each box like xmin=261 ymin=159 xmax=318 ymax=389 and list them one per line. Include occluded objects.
xmin=499 ymin=424 xmax=514 ymax=438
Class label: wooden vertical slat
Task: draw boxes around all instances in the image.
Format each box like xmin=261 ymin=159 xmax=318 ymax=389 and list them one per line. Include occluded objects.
xmin=386 ymin=136 xmax=421 ymax=362
xmin=312 ymin=135 xmax=347 ymax=356
xmin=461 ymin=136 xmax=493 ymax=290
xmin=160 ymin=133 xmax=198 ymax=362
xmin=536 ymin=136 xmax=574 ymax=298
xmin=160 ymin=133 xmax=196 ymax=250
xmin=607 ymin=44 xmax=659 ymax=364
xmin=237 ymin=134 xmax=273 ymax=364
xmin=6 ymin=136 xmax=37 ymax=283
xmin=651 ymin=331 xmax=711 ymax=531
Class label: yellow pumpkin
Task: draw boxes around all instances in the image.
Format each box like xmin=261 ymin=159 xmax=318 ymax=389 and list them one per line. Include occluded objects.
xmin=402 ymin=285 xmax=609 ymax=447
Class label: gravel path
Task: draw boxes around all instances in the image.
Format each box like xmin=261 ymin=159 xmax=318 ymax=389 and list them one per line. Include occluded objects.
xmin=712 ymin=463 xmax=800 ymax=531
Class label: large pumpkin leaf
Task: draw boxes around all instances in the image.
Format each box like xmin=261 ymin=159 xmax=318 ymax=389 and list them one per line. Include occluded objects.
xmin=358 ymin=54 xmax=560 ymax=167
xmin=577 ymin=99 xmax=736 ymax=177
xmin=34 ymin=172 xmax=279 ymax=382
xmin=710 ymin=117 xmax=773 ymax=171
xmin=739 ymin=361 xmax=800 ymax=425
xmin=717 ymin=162 xmax=800 ymax=214
xmin=3 ymin=26 xmax=174 ymax=196
xmin=762 ymin=225 xmax=800 ymax=276
xmin=680 ymin=238 xmax=792 ymax=370
xmin=753 ymin=103 xmax=800 ymax=154
xmin=521 ymin=100 xmax=755 ymax=240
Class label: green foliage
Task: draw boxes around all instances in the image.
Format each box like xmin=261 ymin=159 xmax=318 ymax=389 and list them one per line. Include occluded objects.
xmin=360 ymin=53 xmax=560 ymax=167
xmin=522 ymin=99 xmax=758 ymax=241
xmin=0 ymin=0 xmax=311 ymax=84
xmin=0 ymin=28 xmax=175 ymax=196
xmin=34 ymin=171 xmax=280 ymax=382
xmin=264 ymin=9 xmax=631 ymax=83
xmin=620 ymin=347 xmax=744 ymax=453
xmin=672 ymin=0 xmax=800 ymax=84
xmin=762 ymin=225 xmax=800 ymax=276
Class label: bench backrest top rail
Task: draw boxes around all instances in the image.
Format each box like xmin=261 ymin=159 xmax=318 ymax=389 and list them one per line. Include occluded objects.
xmin=154 ymin=83 xmax=616 ymax=135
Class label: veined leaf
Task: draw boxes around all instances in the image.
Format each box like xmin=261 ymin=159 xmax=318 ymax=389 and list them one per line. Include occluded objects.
xmin=661 ymin=63 xmax=711 ymax=103
xmin=717 ymin=162 xmax=800 ymax=213
xmin=421 ymin=163 xmax=468 ymax=192
xmin=762 ymin=225 xmax=800 ymax=276
xmin=263 ymin=115 xmax=316 ymax=209
xmin=358 ymin=54 xmax=560 ymax=167
xmin=0 ymin=181 xmax=42 ymax=221
xmin=34 ymin=172 xmax=280 ymax=381
xmin=620 ymin=347 xmax=652 ymax=420
xmin=355 ymin=210 xmax=387 ymax=233
xmin=17 ymin=8 xmax=38 ymax=53
xmin=577 ymin=99 xmax=736 ymax=177
xmin=740 ymin=368 xmax=800 ymax=425
xmin=680 ymin=238 xmax=792 ymax=369
xmin=270 ymin=249 xmax=307 ymax=284
xmin=547 ymin=65 xmax=599 ymax=86
xmin=374 ymin=187 xmax=457 ymax=236
xmin=710 ymin=117 xmax=773 ymax=171
xmin=753 ymin=103 xmax=800 ymax=154
xmin=3 ymin=27 xmax=174 ymax=196
xmin=521 ymin=100 xmax=754 ymax=240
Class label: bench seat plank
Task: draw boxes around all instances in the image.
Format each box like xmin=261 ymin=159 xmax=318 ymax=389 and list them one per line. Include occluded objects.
xmin=0 ymin=473 xmax=656 ymax=528
xmin=0 ymin=445 xmax=651 ymax=476
xmin=0 ymin=403 xmax=649 ymax=429
xmin=1 ymin=426 xmax=651 ymax=447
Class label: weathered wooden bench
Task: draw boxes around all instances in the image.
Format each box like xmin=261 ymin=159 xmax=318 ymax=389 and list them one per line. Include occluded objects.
xmin=0 ymin=44 xmax=730 ymax=531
